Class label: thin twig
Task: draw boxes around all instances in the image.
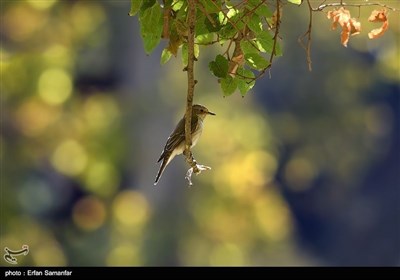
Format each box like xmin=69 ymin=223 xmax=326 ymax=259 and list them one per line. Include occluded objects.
xmin=268 ymin=1 xmax=280 ymax=68
xmin=223 ymin=39 xmax=234 ymax=58
xmin=252 ymin=0 xmax=282 ymax=81
xmin=314 ymin=2 xmax=398 ymax=12
xmin=235 ymin=0 xmax=268 ymax=25
xmin=197 ymin=0 xmax=217 ymax=27
xmin=210 ymin=0 xmax=262 ymax=56
xmin=210 ymin=0 xmax=244 ymax=36
xmin=298 ymin=0 xmax=313 ymax=71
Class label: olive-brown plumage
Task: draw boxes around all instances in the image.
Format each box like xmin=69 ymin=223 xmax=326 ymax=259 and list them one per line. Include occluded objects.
xmin=154 ymin=104 xmax=215 ymax=185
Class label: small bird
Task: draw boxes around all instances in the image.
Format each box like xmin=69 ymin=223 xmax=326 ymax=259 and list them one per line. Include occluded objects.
xmin=154 ymin=104 xmax=215 ymax=185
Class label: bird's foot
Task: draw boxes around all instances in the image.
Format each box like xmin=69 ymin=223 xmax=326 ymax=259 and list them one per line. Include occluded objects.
xmin=185 ymin=164 xmax=211 ymax=186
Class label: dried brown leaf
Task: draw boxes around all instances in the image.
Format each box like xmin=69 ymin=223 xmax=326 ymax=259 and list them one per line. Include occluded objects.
xmin=327 ymin=7 xmax=361 ymax=47
xmin=368 ymin=9 xmax=389 ymax=39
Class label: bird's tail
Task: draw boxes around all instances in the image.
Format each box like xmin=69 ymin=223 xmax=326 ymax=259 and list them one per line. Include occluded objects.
xmin=154 ymin=156 xmax=169 ymax=185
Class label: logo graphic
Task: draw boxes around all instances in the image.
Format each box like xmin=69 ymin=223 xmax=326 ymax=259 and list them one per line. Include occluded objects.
xmin=3 ymin=245 xmax=29 ymax=265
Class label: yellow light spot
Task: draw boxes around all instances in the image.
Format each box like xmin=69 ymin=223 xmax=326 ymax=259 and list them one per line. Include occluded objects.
xmin=38 ymin=68 xmax=72 ymax=105
xmin=52 ymin=140 xmax=88 ymax=176
xmin=43 ymin=45 xmax=72 ymax=68
xmin=214 ymin=151 xmax=277 ymax=199
xmin=15 ymin=99 xmax=61 ymax=137
xmin=377 ymin=40 xmax=400 ymax=82
xmin=85 ymin=161 xmax=119 ymax=197
xmin=73 ymin=196 xmax=106 ymax=231
xmin=71 ymin=2 xmax=106 ymax=36
xmin=32 ymin=243 xmax=67 ymax=266
xmin=284 ymin=157 xmax=316 ymax=191
xmin=1 ymin=49 xmax=10 ymax=70
xmin=254 ymin=192 xmax=292 ymax=241
xmin=27 ymin=0 xmax=57 ymax=10
xmin=4 ymin=219 xmax=67 ymax=266
xmin=209 ymin=243 xmax=245 ymax=266
xmin=107 ymin=244 xmax=141 ymax=266
xmin=112 ymin=191 xmax=149 ymax=228
xmin=3 ymin=5 xmax=47 ymax=41
xmin=83 ymin=95 xmax=119 ymax=131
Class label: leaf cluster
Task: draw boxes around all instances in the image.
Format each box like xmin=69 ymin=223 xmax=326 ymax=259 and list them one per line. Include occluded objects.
xmin=130 ymin=0 xmax=397 ymax=95
xmin=129 ymin=0 xmax=291 ymax=96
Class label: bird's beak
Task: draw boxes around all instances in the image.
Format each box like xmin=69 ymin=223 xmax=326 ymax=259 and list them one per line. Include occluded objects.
xmin=208 ymin=111 xmax=216 ymax=116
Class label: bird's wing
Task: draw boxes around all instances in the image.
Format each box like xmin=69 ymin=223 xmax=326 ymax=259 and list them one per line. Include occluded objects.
xmin=157 ymin=115 xmax=199 ymax=162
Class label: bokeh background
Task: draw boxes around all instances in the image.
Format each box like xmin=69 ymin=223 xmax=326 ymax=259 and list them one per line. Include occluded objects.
xmin=1 ymin=0 xmax=399 ymax=266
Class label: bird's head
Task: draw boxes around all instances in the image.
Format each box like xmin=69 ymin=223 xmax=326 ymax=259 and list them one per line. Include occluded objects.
xmin=193 ymin=104 xmax=216 ymax=119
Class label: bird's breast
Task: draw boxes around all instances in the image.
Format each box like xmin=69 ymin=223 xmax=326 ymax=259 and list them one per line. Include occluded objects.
xmin=191 ymin=119 xmax=203 ymax=147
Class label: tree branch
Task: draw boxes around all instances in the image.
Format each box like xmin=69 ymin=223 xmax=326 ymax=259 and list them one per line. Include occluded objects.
xmin=162 ymin=0 xmax=171 ymax=39
xmin=314 ymin=2 xmax=398 ymax=12
xmin=184 ymin=0 xmax=212 ymax=186
xmin=184 ymin=0 xmax=196 ymax=158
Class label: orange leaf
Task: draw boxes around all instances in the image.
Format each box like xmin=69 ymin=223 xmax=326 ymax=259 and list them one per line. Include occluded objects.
xmin=327 ymin=7 xmax=361 ymax=47
xmin=349 ymin=18 xmax=361 ymax=36
xmin=368 ymin=9 xmax=389 ymax=39
xmin=368 ymin=9 xmax=387 ymax=22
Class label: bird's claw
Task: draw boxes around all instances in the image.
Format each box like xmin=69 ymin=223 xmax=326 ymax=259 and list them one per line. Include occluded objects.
xmin=186 ymin=164 xmax=211 ymax=186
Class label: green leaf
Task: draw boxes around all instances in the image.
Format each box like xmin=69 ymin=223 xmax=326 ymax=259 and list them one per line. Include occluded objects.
xmin=256 ymin=32 xmax=273 ymax=53
xmin=140 ymin=0 xmax=156 ymax=11
xmin=196 ymin=33 xmax=215 ymax=44
xmin=219 ymin=23 xmax=237 ymax=39
xmin=274 ymin=42 xmax=283 ymax=57
xmin=226 ymin=7 xmax=239 ymax=19
xmin=194 ymin=44 xmax=200 ymax=60
xmin=139 ymin=2 xmax=162 ymax=33
xmin=237 ymin=68 xmax=255 ymax=96
xmin=256 ymin=5 xmax=272 ymax=18
xmin=287 ymin=0 xmax=302 ymax=5
xmin=220 ymin=76 xmax=237 ymax=96
xmin=240 ymin=40 xmax=259 ymax=55
xmin=142 ymin=33 xmax=161 ymax=54
xmin=247 ymin=15 xmax=262 ymax=34
xmin=245 ymin=53 xmax=269 ymax=70
xmin=181 ymin=44 xmax=199 ymax=66
xmin=255 ymin=32 xmax=283 ymax=56
xmin=205 ymin=13 xmax=221 ymax=32
xmin=209 ymin=55 xmax=228 ymax=78
xmin=247 ymin=0 xmax=272 ymax=17
xmin=175 ymin=1 xmax=188 ymax=19
xmin=171 ymin=0 xmax=185 ymax=11
xmin=129 ymin=0 xmax=142 ymax=16
xmin=161 ymin=49 xmax=172 ymax=65
xmin=139 ymin=2 xmax=163 ymax=54
xmin=195 ymin=13 xmax=208 ymax=35
xmin=199 ymin=0 xmax=221 ymax=13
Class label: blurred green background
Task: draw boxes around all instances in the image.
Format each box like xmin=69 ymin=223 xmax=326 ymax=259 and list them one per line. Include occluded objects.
xmin=1 ymin=0 xmax=399 ymax=266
